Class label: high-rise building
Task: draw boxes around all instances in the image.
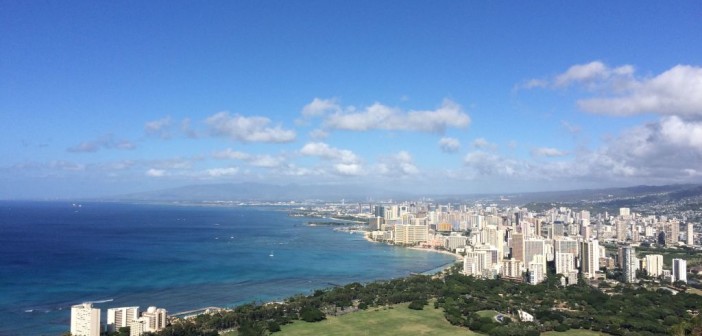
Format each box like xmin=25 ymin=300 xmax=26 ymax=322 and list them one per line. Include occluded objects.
xmin=666 ymin=220 xmax=680 ymax=246
xmin=688 ymin=223 xmax=695 ymax=246
xmin=501 ymin=258 xmax=523 ymax=279
xmin=621 ymin=246 xmax=637 ymax=283
xmin=645 ymin=254 xmax=663 ymax=277
xmin=555 ymin=252 xmax=576 ymax=275
xmin=71 ymin=303 xmax=100 ymax=336
xmin=673 ymin=258 xmax=687 ymax=283
xmin=393 ymin=224 xmax=428 ymax=245
xmin=580 ymin=239 xmax=600 ymax=279
xmin=464 ymin=251 xmax=487 ymax=277
xmin=615 ymin=220 xmax=628 ymax=242
xmin=619 ymin=208 xmax=630 ymax=217
xmin=130 ymin=306 xmax=168 ymax=336
xmin=511 ymin=233 xmax=524 ymax=263
xmin=107 ymin=306 xmax=139 ymax=332
xmin=524 ymin=238 xmax=546 ymax=273
xmin=528 ymin=261 xmax=545 ymax=285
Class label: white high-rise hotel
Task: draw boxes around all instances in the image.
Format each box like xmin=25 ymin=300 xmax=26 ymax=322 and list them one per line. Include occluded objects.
xmin=673 ymin=258 xmax=687 ymax=283
xmin=107 ymin=306 xmax=139 ymax=332
xmin=71 ymin=303 xmax=100 ymax=336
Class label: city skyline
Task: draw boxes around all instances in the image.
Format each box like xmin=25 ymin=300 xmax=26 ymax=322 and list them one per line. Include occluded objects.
xmin=2 ymin=2 xmax=702 ymax=199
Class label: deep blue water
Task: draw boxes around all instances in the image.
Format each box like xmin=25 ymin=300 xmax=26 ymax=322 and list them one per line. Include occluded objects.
xmin=0 ymin=201 xmax=455 ymax=335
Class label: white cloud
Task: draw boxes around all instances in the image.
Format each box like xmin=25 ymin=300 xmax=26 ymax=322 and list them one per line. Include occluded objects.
xmin=334 ymin=163 xmax=364 ymax=176
xmin=323 ymin=99 xmax=470 ymax=133
xmin=377 ymin=151 xmax=419 ymax=176
xmin=212 ymin=148 xmax=250 ymax=160
xmin=472 ymin=137 xmax=497 ymax=150
xmin=438 ymin=137 xmax=461 ymax=153
xmin=554 ymin=61 xmax=634 ymax=87
xmin=205 ymin=112 xmax=296 ymax=143
xmin=145 ymin=117 xmax=173 ymax=139
xmin=146 ymin=169 xmax=166 ymax=177
xmin=531 ymin=147 xmax=568 ymax=157
xmin=523 ymin=62 xmax=702 ymax=118
xmin=463 ymin=151 xmax=522 ymax=177
xmin=206 ymin=167 xmax=239 ymax=177
xmin=302 ymin=98 xmax=340 ymax=117
xmin=248 ymin=155 xmax=285 ymax=168
xmin=309 ymin=129 xmax=329 ymax=140
xmin=578 ymin=65 xmax=702 ymax=117
xmin=212 ymin=148 xmax=285 ymax=168
xmin=300 ymin=142 xmax=359 ymax=164
xmin=67 ymin=134 xmax=136 ymax=153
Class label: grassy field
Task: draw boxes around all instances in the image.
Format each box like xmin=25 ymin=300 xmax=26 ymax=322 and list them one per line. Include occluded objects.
xmin=278 ymin=303 xmax=479 ymax=336
xmin=475 ymin=310 xmax=499 ymax=319
xmin=223 ymin=306 xmax=610 ymax=336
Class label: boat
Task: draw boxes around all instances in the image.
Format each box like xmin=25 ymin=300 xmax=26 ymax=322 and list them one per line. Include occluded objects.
xmin=269 ymin=251 xmax=274 ymax=257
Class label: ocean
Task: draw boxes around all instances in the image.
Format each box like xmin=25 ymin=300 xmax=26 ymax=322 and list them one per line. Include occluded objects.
xmin=0 ymin=201 xmax=456 ymax=335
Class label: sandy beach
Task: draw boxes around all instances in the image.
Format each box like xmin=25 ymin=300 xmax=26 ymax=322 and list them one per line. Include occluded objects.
xmin=363 ymin=232 xmax=463 ymax=262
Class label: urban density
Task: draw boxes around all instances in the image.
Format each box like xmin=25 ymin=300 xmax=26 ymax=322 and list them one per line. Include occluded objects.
xmin=356 ymin=202 xmax=696 ymax=286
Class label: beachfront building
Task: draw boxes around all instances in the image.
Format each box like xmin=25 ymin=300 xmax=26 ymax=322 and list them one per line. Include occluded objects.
xmin=130 ymin=306 xmax=168 ymax=336
xmin=463 ymin=251 xmax=488 ymax=277
xmin=444 ymin=234 xmax=468 ymax=251
xmin=393 ymin=224 xmax=428 ymax=245
xmin=71 ymin=303 xmax=100 ymax=336
xmin=107 ymin=306 xmax=139 ymax=332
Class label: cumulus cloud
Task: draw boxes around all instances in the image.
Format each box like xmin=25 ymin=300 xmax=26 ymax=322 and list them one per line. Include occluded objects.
xmin=302 ymin=98 xmax=341 ymax=117
xmin=377 ymin=151 xmax=419 ymax=176
xmin=577 ymin=65 xmax=702 ymax=117
xmin=472 ymin=137 xmax=497 ymax=150
xmin=523 ymin=62 xmax=702 ymax=118
xmin=531 ymin=147 xmax=568 ymax=157
xmin=299 ymin=142 xmax=359 ymax=164
xmin=322 ymin=99 xmax=470 ymax=133
xmin=205 ymin=112 xmax=296 ymax=143
xmin=206 ymin=167 xmax=239 ymax=177
xmin=212 ymin=148 xmax=285 ymax=168
xmin=309 ymin=129 xmax=329 ymax=140
xmin=67 ymin=134 xmax=136 ymax=153
xmin=463 ymin=151 xmax=523 ymax=177
xmin=145 ymin=117 xmax=173 ymax=139
xmin=334 ymin=163 xmax=364 ymax=176
xmin=146 ymin=169 xmax=166 ymax=177
xmin=212 ymin=148 xmax=250 ymax=160
xmin=438 ymin=137 xmax=461 ymax=153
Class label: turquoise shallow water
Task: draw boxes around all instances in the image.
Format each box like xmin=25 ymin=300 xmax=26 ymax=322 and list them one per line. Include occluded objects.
xmin=0 ymin=201 xmax=455 ymax=335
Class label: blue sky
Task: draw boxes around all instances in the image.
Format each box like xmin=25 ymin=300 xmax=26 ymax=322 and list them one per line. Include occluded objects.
xmin=1 ymin=1 xmax=702 ymax=199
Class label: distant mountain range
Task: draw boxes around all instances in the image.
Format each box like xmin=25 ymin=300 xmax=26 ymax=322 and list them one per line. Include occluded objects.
xmin=107 ymin=182 xmax=702 ymax=209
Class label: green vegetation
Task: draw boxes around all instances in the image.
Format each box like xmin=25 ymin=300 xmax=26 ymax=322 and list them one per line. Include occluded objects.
xmin=279 ymin=302 xmax=477 ymax=336
xmin=542 ymin=331 xmax=608 ymax=336
xmin=635 ymin=246 xmax=702 ymax=268
xmin=153 ymin=267 xmax=702 ymax=336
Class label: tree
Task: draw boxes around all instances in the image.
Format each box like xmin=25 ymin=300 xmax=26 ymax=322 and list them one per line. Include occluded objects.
xmin=299 ymin=306 xmax=325 ymax=322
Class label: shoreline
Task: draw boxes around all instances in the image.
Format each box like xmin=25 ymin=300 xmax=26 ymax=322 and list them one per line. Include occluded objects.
xmin=363 ymin=232 xmax=463 ymax=262
xmin=174 ymin=230 xmax=459 ymax=319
